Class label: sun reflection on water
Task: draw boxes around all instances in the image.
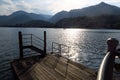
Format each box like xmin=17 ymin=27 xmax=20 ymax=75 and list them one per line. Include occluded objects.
xmin=65 ymin=29 xmax=85 ymax=43
xmin=64 ymin=29 xmax=86 ymax=61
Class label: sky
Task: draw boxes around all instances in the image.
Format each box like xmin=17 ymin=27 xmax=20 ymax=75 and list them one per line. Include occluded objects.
xmin=0 ymin=0 xmax=120 ymax=15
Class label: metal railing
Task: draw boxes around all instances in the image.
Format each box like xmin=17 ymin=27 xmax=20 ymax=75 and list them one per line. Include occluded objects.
xmin=97 ymin=38 xmax=119 ymax=80
xmin=52 ymin=42 xmax=70 ymax=58
xmin=52 ymin=42 xmax=70 ymax=77
xmin=22 ymin=34 xmax=44 ymax=50
xmin=18 ymin=31 xmax=46 ymax=59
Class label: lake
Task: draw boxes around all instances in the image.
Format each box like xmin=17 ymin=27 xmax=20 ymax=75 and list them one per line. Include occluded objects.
xmin=0 ymin=28 xmax=120 ymax=80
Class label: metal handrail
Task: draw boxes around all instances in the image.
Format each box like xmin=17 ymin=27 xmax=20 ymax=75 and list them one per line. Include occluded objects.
xmin=18 ymin=31 xmax=46 ymax=58
xmin=52 ymin=42 xmax=70 ymax=56
xmin=97 ymin=38 xmax=119 ymax=80
xmin=32 ymin=34 xmax=44 ymax=41
xmin=97 ymin=51 xmax=116 ymax=80
xmin=22 ymin=34 xmax=44 ymax=49
xmin=52 ymin=42 xmax=70 ymax=77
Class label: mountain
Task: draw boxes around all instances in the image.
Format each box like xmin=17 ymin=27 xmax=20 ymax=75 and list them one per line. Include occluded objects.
xmin=0 ymin=10 xmax=52 ymax=26
xmin=56 ymin=15 xmax=120 ymax=29
xmin=49 ymin=11 xmax=69 ymax=23
xmin=50 ymin=2 xmax=120 ymax=23
xmin=22 ymin=20 xmax=55 ymax=27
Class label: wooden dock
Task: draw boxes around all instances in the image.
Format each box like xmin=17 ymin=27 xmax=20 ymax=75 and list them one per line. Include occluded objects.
xmin=11 ymin=31 xmax=97 ymax=80
xmin=11 ymin=54 xmax=96 ymax=80
xmin=10 ymin=32 xmax=120 ymax=80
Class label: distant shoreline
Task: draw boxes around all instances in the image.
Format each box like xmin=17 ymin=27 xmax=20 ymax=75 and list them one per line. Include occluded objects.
xmin=0 ymin=26 xmax=120 ymax=30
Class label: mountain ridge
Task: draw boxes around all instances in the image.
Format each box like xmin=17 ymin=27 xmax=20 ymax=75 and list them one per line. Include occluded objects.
xmin=50 ymin=2 xmax=120 ymax=23
xmin=56 ymin=15 xmax=120 ymax=29
xmin=0 ymin=2 xmax=120 ymax=28
xmin=0 ymin=10 xmax=52 ymax=26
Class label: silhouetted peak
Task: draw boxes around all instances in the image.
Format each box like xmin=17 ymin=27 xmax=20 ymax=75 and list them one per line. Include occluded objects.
xmin=98 ymin=2 xmax=110 ymax=6
xmin=9 ymin=10 xmax=28 ymax=17
xmin=13 ymin=10 xmax=27 ymax=15
xmin=59 ymin=11 xmax=68 ymax=13
xmin=100 ymin=2 xmax=106 ymax=4
xmin=54 ymin=10 xmax=68 ymax=16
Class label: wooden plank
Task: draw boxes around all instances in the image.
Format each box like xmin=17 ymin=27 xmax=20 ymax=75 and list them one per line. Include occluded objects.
xmin=44 ymin=54 xmax=95 ymax=80
xmin=38 ymin=61 xmax=65 ymax=80
xmin=36 ymin=64 xmax=56 ymax=80
xmin=40 ymin=54 xmax=96 ymax=80
xmin=12 ymin=54 xmax=96 ymax=80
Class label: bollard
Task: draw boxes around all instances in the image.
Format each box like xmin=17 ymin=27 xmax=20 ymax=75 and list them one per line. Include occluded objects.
xmin=97 ymin=38 xmax=119 ymax=80
xmin=107 ymin=38 xmax=119 ymax=52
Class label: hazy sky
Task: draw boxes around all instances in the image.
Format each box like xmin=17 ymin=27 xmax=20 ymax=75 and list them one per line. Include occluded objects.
xmin=0 ymin=0 xmax=120 ymax=15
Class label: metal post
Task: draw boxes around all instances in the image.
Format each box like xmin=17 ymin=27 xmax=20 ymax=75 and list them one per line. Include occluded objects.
xmin=52 ymin=42 xmax=53 ymax=53
xmin=59 ymin=44 xmax=61 ymax=56
xmin=31 ymin=34 xmax=32 ymax=46
xmin=18 ymin=32 xmax=23 ymax=59
xmin=44 ymin=31 xmax=46 ymax=56
xmin=97 ymin=38 xmax=119 ymax=80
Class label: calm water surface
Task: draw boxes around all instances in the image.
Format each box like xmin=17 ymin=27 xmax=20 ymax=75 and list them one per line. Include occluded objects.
xmin=0 ymin=28 xmax=120 ymax=80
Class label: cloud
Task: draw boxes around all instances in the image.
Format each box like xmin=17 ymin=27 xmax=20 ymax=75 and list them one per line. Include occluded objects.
xmin=0 ymin=0 xmax=11 ymax=5
xmin=49 ymin=0 xmax=97 ymax=14
xmin=0 ymin=0 xmax=120 ymax=15
xmin=49 ymin=0 xmax=120 ymax=14
xmin=0 ymin=0 xmax=55 ymax=15
xmin=26 ymin=0 xmax=59 ymax=14
xmin=0 ymin=0 xmax=16 ymax=15
xmin=106 ymin=0 xmax=120 ymax=5
xmin=15 ymin=1 xmax=31 ymax=11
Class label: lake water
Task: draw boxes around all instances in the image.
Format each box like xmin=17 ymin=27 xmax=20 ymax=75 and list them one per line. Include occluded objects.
xmin=0 ymin=28 xmax=120 ymax=80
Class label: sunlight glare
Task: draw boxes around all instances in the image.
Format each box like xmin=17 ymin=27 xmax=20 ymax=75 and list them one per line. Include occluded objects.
xmin=64 ymin=29 xmax=86 ymax=61
xmin=65 ymin=29 xmax=85 ymax=38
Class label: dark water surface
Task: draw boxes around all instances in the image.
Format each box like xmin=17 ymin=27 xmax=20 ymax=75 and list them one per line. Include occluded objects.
xmin=0 ymin=28 xmax=120 ymax=80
